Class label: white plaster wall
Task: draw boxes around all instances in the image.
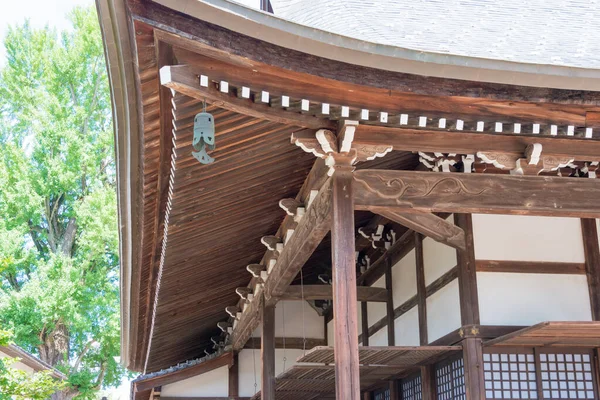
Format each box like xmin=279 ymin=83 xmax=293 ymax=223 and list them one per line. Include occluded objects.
xmin=367 ymin=276 xmax=387 ymax=326
xmin=596 ymin=219 xmax=600 ymax=245
xmin=394 ymin=307 xmax=420 ymax=346
xmin=252 ymin=300 xmax=323 ymax=339
xmin=423 ymin=236 xmax=457 ymax=285
xmin=369 ymin=327 xmax=388 ymax=346
xmin=477 ymin=272 xmax=592 ymax=325
xmin=472 ymin=214 xmax=585 ymax=262
xmin=392 ymin=249 xmax=417 ymax=307
xmin=426 ymin=280 xmax=461 ymax=342
xmin=239 ymin=348 xmax=306 ymax=397
xmin=327 ymin=319 xmax=334 ymax=346
xmin=0 ymin=350 xmax=35 ymax=374
xmin=161 ymin=365 xmax=229 ymax=397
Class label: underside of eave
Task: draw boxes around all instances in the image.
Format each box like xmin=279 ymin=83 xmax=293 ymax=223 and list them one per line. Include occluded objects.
xmin=102 ymin=0 xmax=600 ymax=374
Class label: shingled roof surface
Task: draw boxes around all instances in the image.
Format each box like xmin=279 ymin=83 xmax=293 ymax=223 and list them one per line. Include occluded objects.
xmin=269 ymin=0 xmax=600 ymax=69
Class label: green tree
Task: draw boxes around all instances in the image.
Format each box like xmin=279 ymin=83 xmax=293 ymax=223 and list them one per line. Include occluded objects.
xmin=0 ymin=330 xmax=66 ymax=399
xmin=0 ymin=6 xmax=127 ymax=399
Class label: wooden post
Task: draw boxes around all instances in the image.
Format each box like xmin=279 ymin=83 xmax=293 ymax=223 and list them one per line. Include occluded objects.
xmin=361 ymin=301 xmax=369 ymax=346
xmin=415 ymin=232 xmax=428 ymax=345
xmin=454 ymin=214 xmax=484 ymax=400
xmin=581 ymin=219 xmax=600 ymax=320
xmin=228 ymin=353 xmax=238 ymax=399
xmin=385 ymin=258 xmax=395 ymax=346
xmin=389 ymin=380 xmax=398 ymax=399
xmin=261 ymin=300 xmax=276 ymax=400
xmin=331 ymin=166 xmax=360 ymax=400
xmin=421 ymin=365 xmax=436 ymax=400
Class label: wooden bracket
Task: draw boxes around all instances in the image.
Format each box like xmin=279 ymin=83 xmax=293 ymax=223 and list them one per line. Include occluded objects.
xmin=292 ymin=120 xmax=392 ymax=173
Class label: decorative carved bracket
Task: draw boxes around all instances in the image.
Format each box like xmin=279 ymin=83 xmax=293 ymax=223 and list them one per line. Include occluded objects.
xmin=421 ymin=144 xmax=597 ymax=177
xmin=292 ymin=120 xmax=393 ymax=174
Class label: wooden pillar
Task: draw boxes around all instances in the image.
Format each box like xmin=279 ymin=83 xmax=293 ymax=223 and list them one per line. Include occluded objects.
xmin=389 ymin=380 xmax=398 ymax=399
xmin=421 ymin=365 xmax=436 ymax=400
xmin=385 ymin=258 xmax=396 ymax=346
xmin=229 ymin=353 xmax=239 ymax=399
xmin=454 ymin=214 xmax=484 ymax=400
xmin=415 ymin=232 xmax=428 ymax=345
xmin=581 ymin=219 xmax=600 ymax=320
xmin=331 ymin=166 xmax=360 ymax=400
xmin=261 ymin=300 xmax=276 ymax=400
xmin=361 ymin=301 xmax=369 ymax=346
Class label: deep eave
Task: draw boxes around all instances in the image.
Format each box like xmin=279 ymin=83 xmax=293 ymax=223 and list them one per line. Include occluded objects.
xmin=96 ymin=0 xmax=600 ymax=373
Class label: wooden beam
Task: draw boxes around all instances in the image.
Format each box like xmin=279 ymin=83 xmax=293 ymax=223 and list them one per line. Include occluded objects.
xmin=373 ymin=208 xmax=465 ymax=250
xmin=264 ymin=179 xmax=333 ymax=301
xmin=281 ymin=285 xmax=389 ymax=302
xmin=133 ymin=352 xmax=234 ymax=392
xmin=230 ymin=178 xmax=331 ymax=351
xmin=361 ymin=302 xmax=369 ymax=346
xmin=415 ymin=233 xmax=428 ymax=346
xmin=476 ymin=259 xmax=586 ymax=274
xmin=228 ymin=354 xmax=238 ymax=398
xmin=354 ymin=125 xmax=600 ymax=159
xmin=261 ymin=301 xmax=275 ymax=400
xmin=358 ymin=229 xmax=415 ymax=287
xmin=385 ymin=259 xmax=395 ymax=346
xmin=160 ymin=65 xmax=335 ymax=130
xmin=455 ymin=214 xmax=479 ymax=326
xmin=244 ymin=337 xmax=326 ymax=349
xmin=331 ymin=168 xmax=360 ymax=400
xmin=354 ymin=170 xmax=600 ymax=218
xmin=454 ymin=214 xmax=485 ymax=400
xmin=581 ymin=219 xmax=600 ymax=320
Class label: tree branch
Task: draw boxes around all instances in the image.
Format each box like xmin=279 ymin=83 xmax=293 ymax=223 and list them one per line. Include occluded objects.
xmin=71 ymin=339 xmax=96 ymax=373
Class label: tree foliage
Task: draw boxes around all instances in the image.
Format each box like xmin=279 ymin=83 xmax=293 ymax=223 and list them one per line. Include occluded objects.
xmin=0 ymin=6 xmax=127 ymax=399
xmin=0 ymin=330 xmax=66 ymax=400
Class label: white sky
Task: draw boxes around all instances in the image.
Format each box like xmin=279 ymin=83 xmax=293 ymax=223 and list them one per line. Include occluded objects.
xmin=0 ymin=0 xmax=94 ymax=64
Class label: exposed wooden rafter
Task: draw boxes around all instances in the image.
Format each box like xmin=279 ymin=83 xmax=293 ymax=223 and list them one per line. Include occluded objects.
xmin=353 ymin=170 xmax=600 ymax=218
xmin=160 ymin=65 xmax=336 ymax=130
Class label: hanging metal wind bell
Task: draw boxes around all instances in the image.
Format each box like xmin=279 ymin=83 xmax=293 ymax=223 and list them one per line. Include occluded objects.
xmin=192 ymin=99 xmax=216 ymax=164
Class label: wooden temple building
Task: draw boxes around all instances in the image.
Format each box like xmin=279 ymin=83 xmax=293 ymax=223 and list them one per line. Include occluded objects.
xmin=96 ymin=0 xmax=600 ymax=398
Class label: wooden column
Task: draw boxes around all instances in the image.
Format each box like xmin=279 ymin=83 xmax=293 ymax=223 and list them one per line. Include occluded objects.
xmin=581 ymin=219 xmax=600 ymax=320
xmin=454 ymin=214 xmax=484 ymax=400
xmin=415 ymin=232 xmax=428 ymax=345
xmin=421 ymin=365 xmax=436 ymax=400
xmin=331 ymin=166 xmax=360 ymax=400
xmin=361 ymin=301 xmax=369 ymax=346
xmin=385 ymin=258 xmax=396 ymax=346
xmin=229 ymin=353 xmax=238 ymax=399
xmin=261 ymin=300 xmax=276 ymax=400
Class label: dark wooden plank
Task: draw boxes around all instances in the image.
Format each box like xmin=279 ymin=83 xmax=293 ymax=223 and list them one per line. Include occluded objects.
xmin=355 ymin=125 xmax=600 ymax=160
xmin=229 ymin=353 xmax=239 ymax=398
xmin=160 ymin=65 xmax=335 ymax=130
xmin=361 ymin=302 xmax=369 ymax=346
xmin=133 ymin=352 xmax=234 ymax=392
xmin=581 ymin=219 xmax=600 ymax=320
xmin=264 ymin=178 xmax=333 ymax=301
xmin=476 ymin=259 xmax=586 ymax=274
xmin=420 ymin=365 xmax=436 ymax=400
xmin=261 ymin=302 xmax=276 ymax=400
xmin=415 ymin=233 xmax=428 ymax=346
xmin=374 ymin=209 xmax=466 ymax=250
xmin=281 ymin=285 xmax=389 ymax=302
xmin=354 ymin=170 xmax=600 ymax=218
xmin=331 ymin=168 xmax=360 ymax=400
xmin=385 ymin=259 xmax=395 ymax=346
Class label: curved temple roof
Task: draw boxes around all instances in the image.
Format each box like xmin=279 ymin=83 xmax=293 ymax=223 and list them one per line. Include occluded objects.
xmin=270 ymin=0 xmax=600 ymax=70
xmin=96 ymin=0 xmax=600 ymax=375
